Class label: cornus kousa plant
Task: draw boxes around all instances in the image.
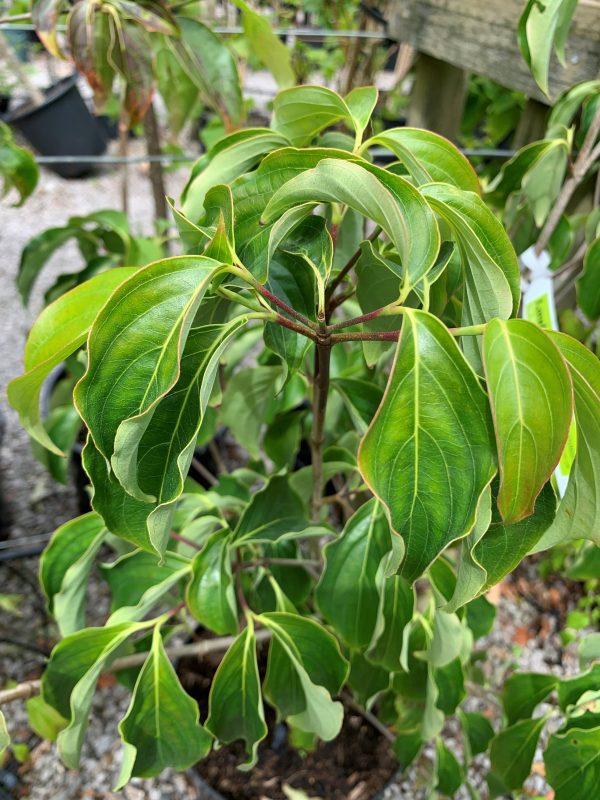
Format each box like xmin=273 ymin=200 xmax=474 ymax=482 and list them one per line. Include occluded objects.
xmin=6 ymin=85 xmax=600 ymax=797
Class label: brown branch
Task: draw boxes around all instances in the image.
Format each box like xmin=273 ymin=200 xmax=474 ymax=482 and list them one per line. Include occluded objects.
xmin=170 ymin=531 xmax=202 ymax=550
xmin=328 ymin=305 xmax=390 ymax=331
xmin=536 ymin=105 xmax=600 ymax=255
xmin=0 ymin=631 xmax=273 ymax=706
xmin=330 ymin=330 xmax=400 ymax=344
xmin=274 ymin=313 xmax=317 ymax=341
xmin=343 ymin=692 xmax=395 ymax=743
xmin=255 ymin=284 xmax=318 ymax=330
xmin=310 ymin=338 xmax=332 ymax=524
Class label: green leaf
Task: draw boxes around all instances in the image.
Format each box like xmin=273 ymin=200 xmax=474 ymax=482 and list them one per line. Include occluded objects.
xmin=458 ymin=710 xmax=494 ymax=756
xmin=422 ymin=183 xmax=519 ymax=370
xmin=316 ymin=499 xmax=391 ymax=648
xmin=40 ymin=513 xmax=107 ymax=636
xmin=116 ymin=626 xmax=211 ymax=786
xmin=272 ymin=85 xmax=354 ymax=147
xmin=221 ymin=365 xmax=282 ymax=459
xmin=502 ymin=673 xmax=558 ymax=726
xmin=31 ymin=404 xmax=82 ymax=484
xmin=483 ymin=318 xmax=572 ymax=522
xmin=7 ymin=267 xmax=136 ymax=454
xmin=545 ymin=725 xmax=600 ymax=800
xmin=0 ymin=122 xmax=38 ymax=207
xmin=558 ymin=664 xmax=600 ymax=710
xmin=332 ymin=378 xmax=383 ymax=433
xmin=107 ymin=565 xmax=189 ymax=626
xmin=100 ymin=549 xmax=185 ymax=612
xmin=434 ymin=658 xmax=465 ymax=715
xmin=518 ymin=0 xmax=577 ymax=95
xmin=362 ymin=127 xmax=480 ymax=193
xmin=155 ymin=40 xmax=199 ymax=136
xmin=489 ymin=716 xmax=546 ymax=793
xmin=577 ymin=237 xmax=600 ymax=321
xmin=263 ymin=157 xmax=440 ymax=293
xmin=182 ymin=129 xmax=289 ymax=221
xmin=533 ymin=333 xmax=600 ymax=551
xmin=186 ymin=529 xmax=238 ymax=635
xmin=230 ymin=0 xmax=294 ymax=87
xmin=42 ymin=621 xmax=151 ymax=768
xmin=25 ymin=696 xmax=67 ymax=742
xmin=436 ymin=739 xmax=463 ymax=796
xmin=18 ymin=225 xmax=77 ymax=304
xmin=259 ymin=612 xmax=348 ymax=740
xmin=170 ymin=17 xmax=243 ymax=130
xmin=0 ymin=711 xmax=9 ymax=757
xmin=205 ymin=619 xmax=267 ymax=768
xmin=344 ymin=86 xmax=378 ymax=145
xmin=368 ymin=575 xmax=414 ymax=672
xmin=347 ymin=652 xmax=390 ymax=706
xmin=358 ymin=310 xmax=496 ymax=583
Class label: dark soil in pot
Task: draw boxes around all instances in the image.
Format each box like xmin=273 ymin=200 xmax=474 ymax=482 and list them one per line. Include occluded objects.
xmin=179 ymin=637 xmax=399 ymax=800
xmin=8 ymin=74 xmax=107 ymax=178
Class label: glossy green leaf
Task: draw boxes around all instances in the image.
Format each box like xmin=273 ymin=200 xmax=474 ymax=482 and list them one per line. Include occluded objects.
xmin=76 ymin=256 xmax=222 ymax=472
xmin=558 ymin=664 xmax=600 ymax=710
xmin=7 ymin=267 xmax=136 ymax=454
xmin=422 ymin=183 xmax=519 ymax=370
xmin=263 ymin=157 xmax=440 ymax=293
xmin=502 ymin=673 xmax=557 ymax=726
xmin=272 ymin=85 xmax=353 ymax=147
xmin=259 ymin=612 xmax=347 ymax=740
xmin=344 ymin=86 xmax=378 ymax=145
xmin=43 ymin=621 xmax=151 ymax=768
xmin=205 ymin=619 xmax=267 ymax=768
xmin=362 ymin=127 xmax=480 ymax=192
xmin=316 ymin=499 xmax=391 ymax=648
xmin=355 ymin=241 xmax=401 ymax=366
xmin=489 ymin=716 xmax=546 ymax=794
xmin=18 ymin=225 xmax=77 ymax=304
xmin=40 ymin=513 xmax=106 ymax=636
xmin=25 ymin=696 xmax=67 ymax=742
xmin=577 ymin=237 xmax=600 ymax=321
xmin=100 ymin=550 xmax=185 ymax=612
xmin=231 ymin=0 xmax=294 ymax=87
xmin=533 ymin=333 xmax=600 ymax=551
xmin=182 ymin=129 xmax=289 ymax=221
xmin=447 ymin=483 xmax=555 ymax=610
xmin=434 ymin=658 xmax=465 ymax=715
xmin=116 ymin=626 xmax=211 ymax=786
xmin=358 ymin=310 xmax=496 ymax=583
xmin=483 ymin=318 xmax=572 ymax=522
xmin=186 ymin=530 xmax=238 ymax=635
xmin=332 ymin=378 xmax=383 ymax=433
xmin=545 ymin=725 xmax=600 ymax=800
xmin=107 ymin=564 xmax=189 ymax=626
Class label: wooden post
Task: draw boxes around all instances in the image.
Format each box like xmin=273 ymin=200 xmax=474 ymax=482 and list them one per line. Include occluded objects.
xmin=513 ymin=98 xmax=549 ymax=149
xmin=408 ymin=53 xmax=469 ymax=140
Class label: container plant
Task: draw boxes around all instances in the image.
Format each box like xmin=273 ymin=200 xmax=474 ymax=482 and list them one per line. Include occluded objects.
xmin=4 ymin=81 xmax=600 ymax=797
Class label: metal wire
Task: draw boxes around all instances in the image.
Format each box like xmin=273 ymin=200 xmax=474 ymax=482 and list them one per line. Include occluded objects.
xmin=0 ymin=23 xmax=387 ymax=38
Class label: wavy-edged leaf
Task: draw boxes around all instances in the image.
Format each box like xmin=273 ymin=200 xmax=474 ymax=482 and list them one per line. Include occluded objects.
xmin=358 ymin=310 xmax=496 ymax=583
xmin=259 ymin=612 xmax=348 ymax=740
xmin=186 ymin=529 xmax=237 ymax=635
xmin=205 ymin=618 xmax=267 ymax=768
xmin=116 ymin=626 xmax=211 ymax=787
xmin=532 ymin=333 xmax=600 ymax=551
xmin=43 ymin=621 xmax=151 ymax=768
xmin=446 ymin=483 xmax=555 ymax=611
xmin=518 ymin=0 xmax=577 ymax=95
xmin=75 ymin=255 xmax=223 ymax=478
xmin=316 ymin=499 xmax=390 ymax=648
xmin=262 ymin=158 xmax=440 ymax=292
xmin=7 ymin=267 xmax=136 ymax=454
xmin=181 ymin=129 xmax=290 ymax=221
xmin=483 ymin=318 xmax=572 ymax=523
xmin=362 ymin=128 xmax=480 ymax=192
xmin=39 ymin=513 xmax=106 ymax=636
xmin=67 ymin=1 xmax=116 ymax=112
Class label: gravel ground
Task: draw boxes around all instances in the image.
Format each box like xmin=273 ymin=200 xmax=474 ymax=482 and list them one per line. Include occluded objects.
xmin=0 ymin=97 xmax=584 ymax=800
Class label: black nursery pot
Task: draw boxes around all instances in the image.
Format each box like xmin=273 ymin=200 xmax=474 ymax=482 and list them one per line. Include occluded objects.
xmin=8 ymin=74 xmax=107 ymax=178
